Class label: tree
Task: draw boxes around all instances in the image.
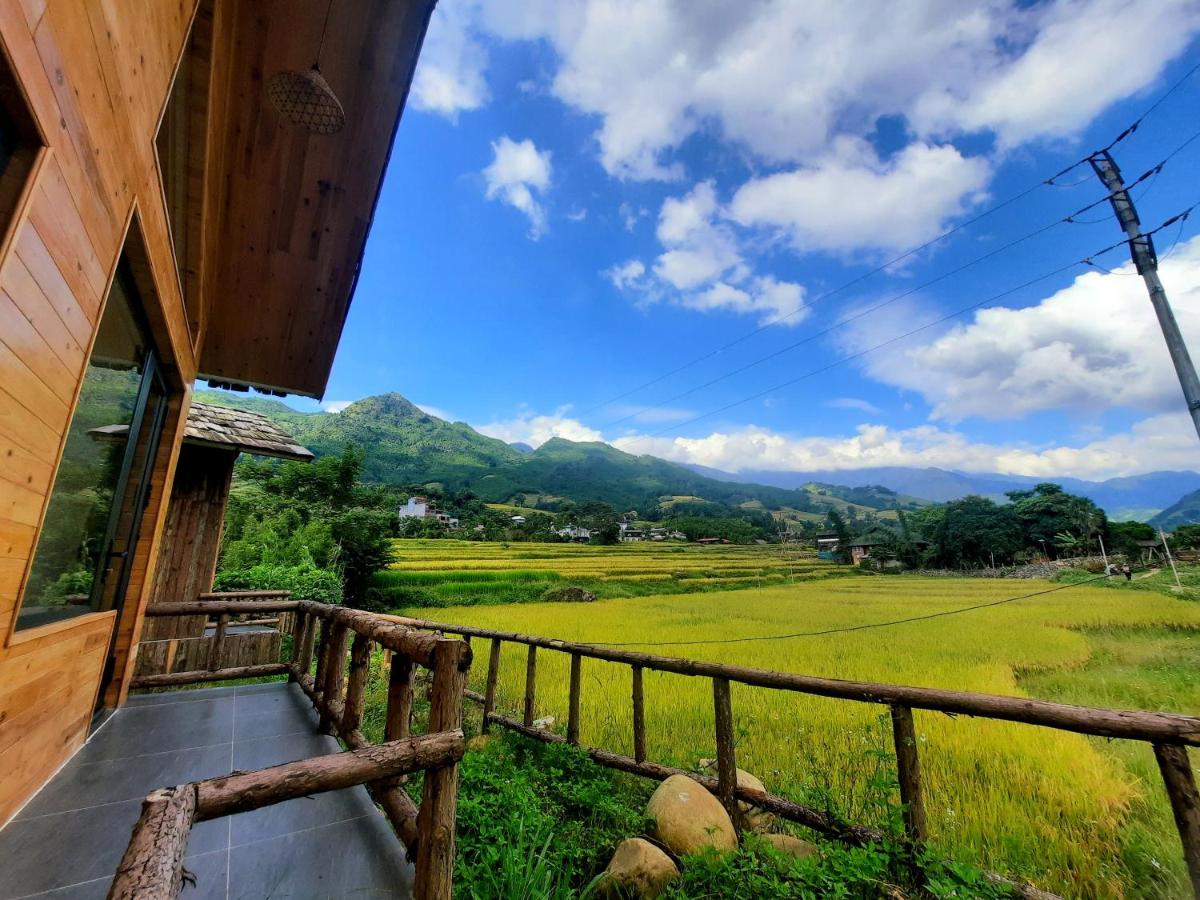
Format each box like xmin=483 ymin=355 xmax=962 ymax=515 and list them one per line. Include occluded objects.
xmin=576 ymin=501 xmax=620 ymax=544
xmin=826 ymin=509 xmax=852 ymax=563
xmin=1006 ymin=483 xmax=1106 ymax=558
xmin=930 ymin=496 xmax=1022 ymax=569
xmin=1170 ymin=523 xmax=1200 ymax=549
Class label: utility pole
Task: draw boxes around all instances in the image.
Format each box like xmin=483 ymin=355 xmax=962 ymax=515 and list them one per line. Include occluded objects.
xmin=1090 ymin=151 xmax=1200 ymax=442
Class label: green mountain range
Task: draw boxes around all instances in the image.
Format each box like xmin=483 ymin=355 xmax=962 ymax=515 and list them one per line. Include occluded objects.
xmin=1149 ymin=489 xmax=1200 ymax=529
xmin=197 ymin=391 xmax=924 ymax=519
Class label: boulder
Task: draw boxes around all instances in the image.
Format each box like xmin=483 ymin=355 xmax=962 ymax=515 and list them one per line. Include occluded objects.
xmin=541 ymin=585 xmax=597 ymax=603
xmin=646 ymin=774 xmax=737 ymax=856
xmin=598 ymin=838 xmax=678 ymax=899
xmin=695 ymin=762 xmax=774 ymax=833
xmin=761 ymin=833 xmax=818 ymax=860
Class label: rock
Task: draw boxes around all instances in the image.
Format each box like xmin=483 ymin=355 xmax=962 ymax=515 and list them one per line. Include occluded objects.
xmin=646 ymin=774 xmax=737 ymax=856
xmin=761 ymin=833 xmax=818 ymax=860
xmin=531 ymin=715 xmax=555 ymax=730
xmin=465 ymin=735 xmax=492 ymax=751
xmin=541 ymin=585 xmax=597 ymax=603
xmin=695 ymin=762 xmax=774 ymax=833
xmin=598 ymin=838 xmax=678 ymax=898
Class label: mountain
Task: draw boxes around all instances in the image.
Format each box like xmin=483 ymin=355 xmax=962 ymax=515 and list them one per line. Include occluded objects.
xmin=1149 ymin=489 xmax=1200 ymax=529
xmin=509 ymin=442 xmax=534 ymax=454
xmin=197 ymin=391 xmax=924 ymax=517
xmin=689 ymin=465 xmax=1200 ymax=520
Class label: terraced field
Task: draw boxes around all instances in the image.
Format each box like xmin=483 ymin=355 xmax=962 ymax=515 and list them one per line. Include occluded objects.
xmin=372 ymin=539 xmax=848 ymax=607
xmin=378 ymin=541 xmax=1200 ymax=898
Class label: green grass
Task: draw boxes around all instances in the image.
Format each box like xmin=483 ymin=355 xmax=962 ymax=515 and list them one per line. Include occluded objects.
xmin=415 ymin=564 xmax=1200 ymax=898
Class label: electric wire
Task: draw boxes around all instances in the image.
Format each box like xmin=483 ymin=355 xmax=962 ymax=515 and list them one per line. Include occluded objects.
xmin=589 ymin=568 xmax=1125 ymax=647
xmin=636 ymin=207 xmax=1196 ymax=439
xmin=577 ymin=63 xmax=1200 ymax=421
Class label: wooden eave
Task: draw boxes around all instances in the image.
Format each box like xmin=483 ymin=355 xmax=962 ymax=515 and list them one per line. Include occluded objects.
xmin=198 ymin=0 xmax=435 ymax=398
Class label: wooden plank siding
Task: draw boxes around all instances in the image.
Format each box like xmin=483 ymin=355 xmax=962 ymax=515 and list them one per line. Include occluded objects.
xmin=0 ymin=0 xmax=199 ymax=825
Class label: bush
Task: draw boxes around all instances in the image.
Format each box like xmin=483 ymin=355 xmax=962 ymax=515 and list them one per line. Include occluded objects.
xmin=540 ymin=585 xmax=597 ymax=603
xmin=213 ymin=561 xmax=343 ymax=604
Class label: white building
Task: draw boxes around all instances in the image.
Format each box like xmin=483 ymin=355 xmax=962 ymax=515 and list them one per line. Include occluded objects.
xmin=555 ymin=525 xmax=591 ymax=542
xmin=398 ymin=496 xmax=431 ymax=520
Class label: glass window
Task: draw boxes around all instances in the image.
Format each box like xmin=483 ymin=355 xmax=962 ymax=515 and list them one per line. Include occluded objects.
xmin=18 ymin=265 xmax=166 ymax=630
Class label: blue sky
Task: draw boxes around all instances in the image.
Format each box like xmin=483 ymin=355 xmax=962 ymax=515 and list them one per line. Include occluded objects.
xmin=283 ymin=0 xmax=1200 ymax=480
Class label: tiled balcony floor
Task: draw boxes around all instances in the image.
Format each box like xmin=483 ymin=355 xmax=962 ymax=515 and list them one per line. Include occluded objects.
xmin=0 ymin=683 xmax=413 ymax=899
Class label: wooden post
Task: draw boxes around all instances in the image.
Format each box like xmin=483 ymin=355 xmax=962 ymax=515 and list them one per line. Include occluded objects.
xmin=297 ymin=612 xmax=317 ymax=677
xmin=631 ymin=665 xmax=646 ymax=763
xmin=386 ymin=652 xmax=414 ymax=742
xmin=712 ymin=676 xmax=741 ymax=835
xmin=414 ymin=640 xmax=469 ymax=900
xmin=481 ymin=638 xmax=501 ymax=735
xmin=342 ymin=634 xmax=372 ymax=736
xmin=313 ymin=620 xmax=331 ymax=700
xmin=567 ymin=652 xmax=582 ymax=746
xmin=319 ymin=624 xmax=349 ymax=735
xmin=1154 ymin=743 xmax=1200 ymax=898
xmin=108 ymin=786 xmax=196 ymax=899
xmin=890 ymin=704 xmax=929 ymax=849
xmin=523 ymin=644 xmax=537 ymax=728
xmin=289 ymin=611 xmax=308 ymax=673
xmin=207 ymin=614 xmax=229 ymax=672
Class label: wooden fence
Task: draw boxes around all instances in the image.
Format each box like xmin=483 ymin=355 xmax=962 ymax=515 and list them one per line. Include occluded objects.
xmin=383 ymin=613 xmax=1200 ymax=900
xmin=117 ymin=599 xmax=473 ymax=900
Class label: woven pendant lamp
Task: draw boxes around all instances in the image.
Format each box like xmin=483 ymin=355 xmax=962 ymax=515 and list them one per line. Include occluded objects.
xmin=267 ymin=0 xmax=345 ymax=134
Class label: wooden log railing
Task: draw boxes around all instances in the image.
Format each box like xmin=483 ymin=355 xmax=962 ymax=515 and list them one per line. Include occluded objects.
xmin=108 ymin=731 xmax=465 ymax=899
xmin=383 ymin=613 xmax=1200 ymax=900
xmin=122 ymin=599 xmax=473 ymax=900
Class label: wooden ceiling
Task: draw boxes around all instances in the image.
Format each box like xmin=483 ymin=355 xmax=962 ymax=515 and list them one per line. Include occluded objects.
xmin=199 ymin=0 xmax=434 ymax=398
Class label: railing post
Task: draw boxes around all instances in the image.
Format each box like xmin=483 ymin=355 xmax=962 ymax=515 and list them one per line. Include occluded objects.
xmin=288 ymin=610 xmax=308 ymax=674
xmin=1154 ymin=743 xmax=1200 ymax=898
xmin=712 ymin=676 xmax=741 ymax=835
xmin=207 ymin=614 xmax=229 ymax=672
xmin=414 ymin=639 xmax=470 ymax=900
xmin=313 ymin=618 xmax=331 ymax=700
xmin=342 ymin=634 xmax=372 ymax=736
xmin=567 ymin=652 xmax=582 ymax=746
xmin=890 ymin=704 xmax=929 ymax=851
xmin=523 ymin=644 xmax=537 ymax=728
xmin=631 ymin=665 xmax=646 ymax=763
xmin=386 ymin=652 xmax=414 ymax=743
xmin=481 ymin=638 xmax=501 ymax=735
xmin=297 ymin=611 xmax=317 ymax=677
xmin=319 ymin=624 xmax=348 ymax=735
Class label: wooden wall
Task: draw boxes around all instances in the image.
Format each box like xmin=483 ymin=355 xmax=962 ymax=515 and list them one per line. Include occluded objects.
xmin=0 ymin=0 xmax=207 ymax=825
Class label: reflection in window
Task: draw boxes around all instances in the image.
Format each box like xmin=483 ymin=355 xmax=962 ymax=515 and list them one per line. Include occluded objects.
xmin=19 ymin=267 xmax=159 ymax=629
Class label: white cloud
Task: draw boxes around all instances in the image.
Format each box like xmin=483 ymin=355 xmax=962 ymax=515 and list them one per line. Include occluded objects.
xmin=473 ymin=1 xmax=1200 ymax=181
xmin=411 ymin=1 xmax=490 ymax=118
xmin=729 ymin=138 xmax=991 ymax=255
xmin=826 ymin=397 xmax=883 ymax=415
xmin=567 ymin=207 xmax=588 ymax=222
xmin=613 ymin=413 xmax=1199 ymax=481
xmin=604 ymin=259 xmax=647 ymax=291
xmin=476 ymin=407 xmax=602 ymax=447
xmin=483 ymin=136 xmax=553 ymax=238
xmin=618 ymin=202 xmax=648 ymax=231
xmin=848 ymin=236 xmax=1200 ymax=420
xmin=912 ymin=0 xmax=1200 ymax=147
xmin=321 ymin=400 xmax=354 ymax=413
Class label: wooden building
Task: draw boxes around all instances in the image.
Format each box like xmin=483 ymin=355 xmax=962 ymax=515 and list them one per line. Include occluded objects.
xmin=0 ymin=0 xmax=434 ymax=827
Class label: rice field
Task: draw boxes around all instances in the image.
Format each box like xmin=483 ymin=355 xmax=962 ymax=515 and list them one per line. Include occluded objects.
xmin=386 ymin=542 xmax=1200 ymax=898
xmin=374 ymin=539 xmax=846 ymax=606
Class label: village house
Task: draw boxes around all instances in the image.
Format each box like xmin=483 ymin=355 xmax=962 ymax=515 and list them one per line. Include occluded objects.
xmin=555 ymin=524 xmax=592 ymax=542
xmin=619 ymin=522 xmax=646 ymax=542
xmin=398 ymin=495 xmax=459 ymax=528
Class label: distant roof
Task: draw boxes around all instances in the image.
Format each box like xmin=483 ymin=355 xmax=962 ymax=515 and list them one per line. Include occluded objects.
xmin=89 ymin=402 xmax=313 ymax=461
xmin=184 ymin=403 xmax=313 ymax=461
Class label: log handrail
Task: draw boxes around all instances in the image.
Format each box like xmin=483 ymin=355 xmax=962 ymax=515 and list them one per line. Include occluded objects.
xmin=386 ymin=612 xmax=1200 ymax=899
xmin=108 ymin=732 xmax=465 ymax=900
xmin=380 ymin=613 xmax=1200 ymax=746
xmin=123 ymin=598 xmax=473 ymax=900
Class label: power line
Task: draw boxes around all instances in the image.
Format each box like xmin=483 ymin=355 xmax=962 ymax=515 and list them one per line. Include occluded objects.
xmin=578 ymin=63 xmax=1200 ymax=421
xmin=590 ymin=569 xmax=1120 ymax=648
xmin=632 ymin=207 xmax=1195 ymax=439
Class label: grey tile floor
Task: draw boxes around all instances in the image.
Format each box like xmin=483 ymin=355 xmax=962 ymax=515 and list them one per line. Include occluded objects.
xmin=0 ymin=683 xmax=413 ymax=899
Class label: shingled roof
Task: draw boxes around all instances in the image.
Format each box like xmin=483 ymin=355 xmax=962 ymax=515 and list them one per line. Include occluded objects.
xmin=183 ymin=402 xmax=313 ymax=461
xmin=89 ymin=402 xmax=313 ymax=461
